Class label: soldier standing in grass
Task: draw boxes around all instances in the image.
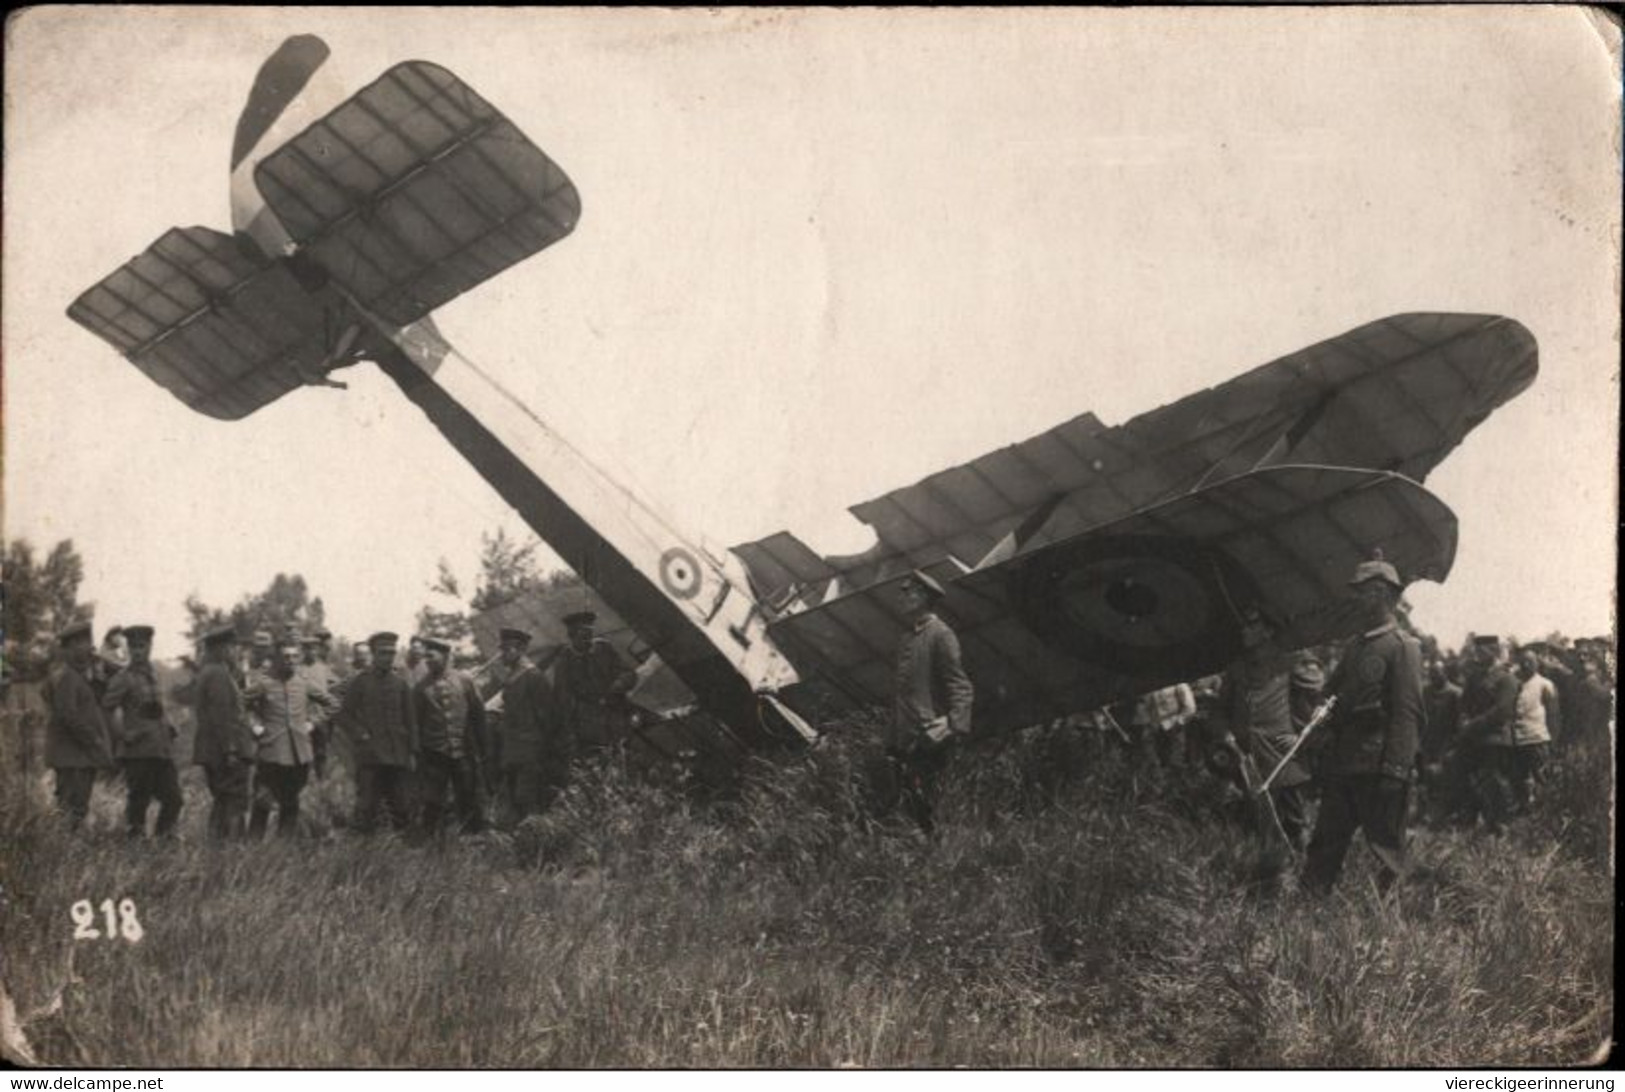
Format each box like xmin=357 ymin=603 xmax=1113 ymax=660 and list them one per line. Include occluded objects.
xmin=338 ymin=632 xmax=418 ymax=832
xmin=1212 ymin=606 xmax=1312 ymax=864
xmin=555 ymin=612 xmax=637 ymax=761
xmin=101 ymin=624 xmax=183 ymax=838
xmin=300 ymin=629 xmax=338 ymax=780
xmin=413 ymin=637 xmax=488 ymax=833
xmin=45 ymin=621 xmax=115 ymax=831
xmin=245 ymin=638 xmax=333 ymax=837
xmin=1301 ymin=556 xmax=1425 ymax=895
xmin=193 ymin=625 xmax=255 ymax=839
xmin=885 ymin=570 xmax=974 ymax=837
xmin=495 ymin=627 xmax=570 ymax=821
xmin=1458 ymin=635 xmax=1519 ymax=833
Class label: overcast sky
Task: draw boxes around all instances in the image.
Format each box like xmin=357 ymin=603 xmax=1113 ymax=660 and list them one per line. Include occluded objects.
xmin=4 ymin=8 xmax=1619 ymax=660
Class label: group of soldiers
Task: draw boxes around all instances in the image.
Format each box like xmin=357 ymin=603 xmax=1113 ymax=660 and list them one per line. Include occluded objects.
xmin=888 ymin=553 xmax=1613 ymax=897
xmin=36 ymin=555 xmax=1614 ymax=897
xmin=39 ymin=610 xmax=639 ymax=840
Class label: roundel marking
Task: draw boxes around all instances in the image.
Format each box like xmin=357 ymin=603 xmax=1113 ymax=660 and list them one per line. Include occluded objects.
xmin=659 ymin=547 xmax=704 ymax=600
xmin=1009 ymin=535 xmax=1260 ymax=677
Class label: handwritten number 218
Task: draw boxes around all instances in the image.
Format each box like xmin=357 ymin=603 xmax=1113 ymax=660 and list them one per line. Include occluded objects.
xmin=70 ymin=898 xmax=144 ymax=942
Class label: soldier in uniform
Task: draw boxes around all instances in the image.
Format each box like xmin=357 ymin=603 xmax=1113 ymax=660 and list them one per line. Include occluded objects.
xmin=249 ymin=630 xmax=274 ymax=675
xmin=45 ymin=621 xmax=115 ymax=830
xmin=245 ymin=638 xmax=332 ymax=837
xmin=495 ymin=627 xmax=571 ymax=821
xmin=413 ymin=637 xmax=488 ymax=833
xmin=300 ymin=630 xmax=338 ymax=779
xmin=555 ymin=612 xmax=636 ymax=761
xmin=338 ymin=632 xmax=418 ymax=833
xmin=1458 ymin=635 xmax=1519 ymax=832
xmin=1301 ymin=556 xmax=1426 ymax=895
xmin=1212 ymin=607 xmax=1312 ymax=862
xmin=883 ymin=571 xmax=975 ymax=837
xmin=101 ymin=624 xmax=183 ymax=838
xmin=404 ymin=636 xmax=429 ymax=686
xmin=193 ymin=625 xmax=254 ymax=839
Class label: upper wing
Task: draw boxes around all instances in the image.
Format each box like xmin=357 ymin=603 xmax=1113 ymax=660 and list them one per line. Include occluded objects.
xmin=66 ymin=226 xmax=347 ymax=420
xmin=767 ymin=465 xmax=1457 ymax=735
xmin=253 ymin=60 xmax=580 ymax=327
xmin=734 ymin=313 xmax=1534 ymax=605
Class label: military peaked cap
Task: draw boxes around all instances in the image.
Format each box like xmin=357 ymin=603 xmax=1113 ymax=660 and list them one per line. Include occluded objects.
xmin=422 ymin=637 xmax=452 ymax=656
xmin=123 ymin=625 xmax=155 ymax=643
xmin=58 ymin=621 xmax=94 ymax=645
xmin=561 ymin=611 xmax=597 ymax=629
xmin=202 ymin=625 xmax=238 ymax=647
xmin=368 ymin=631 xmax=400 ymax=649
xmin=903 ymin=570 xmax=946 ymax=601
xmin=499 ymin=627 xmax=533 ymax=645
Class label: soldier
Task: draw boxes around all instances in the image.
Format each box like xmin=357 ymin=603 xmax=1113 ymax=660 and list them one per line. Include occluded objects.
xmin=101 ymin=624 xmax=183 ymax=838
xmin=249 ymin=629 xmax=274 ymax=674
xmin=494 ymin=627 xmax=570 ymax=821
xmin=1508 ymin=649 xmax=1558 ymax=813
xmin=300 ymin=630 xmax=338 ymax=779
xmin=403 ymin=636 xmax=429 ymax=686
xmin=338 ymin=632 xmax=418 ymax=833
xmin=1419 ymin=659 xmax=1467 ymax=825
xmin=193 ymin=625 xmax=255 ymax=839
xmin=413 ymin=637 xmax=488 ymax=833
xmin=883 ymin=570 xmax=974 ymax=837
xmin=245 ymin=638 xmax=332 ymax=837
xmin=1301 ymin=556 xmax=1426 ymax=895
xmin=1458 ymin=635 xmax=1519 ymax=832
xmin=1212 ymin=607 xmax=1312 ymax=862
xmin=555 ymin=611 xmax=636 ymax=760
xmin=45 ymin=621 xmax=115 ymax=830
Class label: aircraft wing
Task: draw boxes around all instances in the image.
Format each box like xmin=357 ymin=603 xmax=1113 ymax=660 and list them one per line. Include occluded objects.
xmin=766 ymin=465 xmax=1456 ymax=735
xmin=66 ymin=226 xmax=348 ymax=420
xmin=734 ymin=313 xmax=1533 ymax=605
xmin=253 ymin=60 xmax=580 ymax=328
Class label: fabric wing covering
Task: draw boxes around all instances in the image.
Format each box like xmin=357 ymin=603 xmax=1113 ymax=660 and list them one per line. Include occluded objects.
xmin=765 ymin=466 xmax=1457 ymax=735
xmin=67 ymin=226 xmax=342 ymax=421
xmin=254 ymin=60 xmax=581 ymax=328
xmin=733 ymin=313 xmax=1533 ymax=607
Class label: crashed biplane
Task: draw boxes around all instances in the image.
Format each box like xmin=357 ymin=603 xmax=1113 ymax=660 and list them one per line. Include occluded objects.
xmin=69 ymin=35 xmax=1538 ymax=763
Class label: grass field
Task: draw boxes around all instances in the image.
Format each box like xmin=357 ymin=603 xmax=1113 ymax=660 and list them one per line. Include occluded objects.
xmin=0 ymin=716 xmax=1613 ymax=1068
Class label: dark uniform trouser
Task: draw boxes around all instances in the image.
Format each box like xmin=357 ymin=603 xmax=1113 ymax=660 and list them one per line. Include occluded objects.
xmin=203 ymin=762 xmax=250 ymax=839
xmin=1468 ymin=745 xmax=1517 ymax=831
xmin=887 ymin=744 xmax=952 ymax=835
xmin=250 ymin=762 xmax=309 ymax=837
xmin=1303 ymin=774 xmax=1409 ymax=893
xmin=419 ymin=751 xmax=485 ymax=832
xmin=1509 ymin=742 xmax=1548 ymax=812
xmin=53 ymin=768 xmax=98 ymax=828
xmin=355 ymin=764 xmax=414 ymax=832
xmin=1272 ymin=782 xmax=1311 ymax=849
xmin=505 ymin=761 xmax=569 ymax=821
xmin=122 ymin=758 xmax=183 ymax=836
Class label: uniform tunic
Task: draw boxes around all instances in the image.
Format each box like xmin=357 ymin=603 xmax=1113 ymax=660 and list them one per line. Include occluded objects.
xmin=414 ymin=669 xmax=485 ymax=760
xmin=339 ymin=668 xmax=418 ymax=768
xmin=192 ymin=661 xmax=253 ymax=767
xmin=1320 ymin=622 xmax=1425 ymax=782
xmin=557 ymin=640 xmax=636 ymax=751
xmin=1218 ymin=656 xmax=1308 ymax=788
xmin=103 ymin=663 xmax=174 ymax=760
xmin=246 ymin=667 xmax=329 ymax=766
xmin=887 ymin=613 xmax=975 ymax=751
xmin=46 ymin=663 xmax=115 ymax=770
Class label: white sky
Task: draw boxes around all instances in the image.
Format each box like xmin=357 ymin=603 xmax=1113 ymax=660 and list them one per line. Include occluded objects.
xmin=3 ymin=7 xmax=1619 ymax=660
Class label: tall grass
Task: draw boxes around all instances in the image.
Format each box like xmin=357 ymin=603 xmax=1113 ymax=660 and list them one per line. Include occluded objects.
xmin=0 ymin=717 xmax=1612 ymax=1067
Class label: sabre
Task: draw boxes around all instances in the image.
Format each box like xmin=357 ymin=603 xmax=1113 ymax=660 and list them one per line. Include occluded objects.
xmin=1257 ymin=695 xmax=1336 ymax=795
